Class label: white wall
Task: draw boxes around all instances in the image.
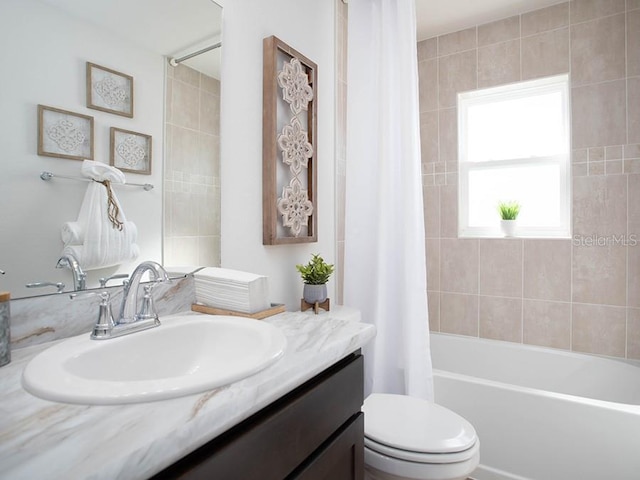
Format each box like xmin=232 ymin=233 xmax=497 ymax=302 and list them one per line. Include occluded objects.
xmin=220 ymin=0 xmax=337 ymax=310
xmin=0 ymin=0 xmax=164 ymax=298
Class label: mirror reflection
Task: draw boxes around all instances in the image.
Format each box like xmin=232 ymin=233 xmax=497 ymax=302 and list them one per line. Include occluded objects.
xmin=0 ymin=0 xmax=222 ymax=299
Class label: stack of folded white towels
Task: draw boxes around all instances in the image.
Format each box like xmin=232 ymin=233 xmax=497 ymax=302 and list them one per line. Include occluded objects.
xmin=193 ymin=267 xmax=270 ymax=314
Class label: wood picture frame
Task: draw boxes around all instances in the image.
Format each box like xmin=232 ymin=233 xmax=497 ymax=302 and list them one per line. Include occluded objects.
xmin=37 ymin=105 xmax=94 ymax=161
xmin=110 ymin=127 xmax=152 ymax=175
xmin=263 ymin=35 xmax=318 ymax=245
xmin=86 ymin=62 xmax=134 ymax=118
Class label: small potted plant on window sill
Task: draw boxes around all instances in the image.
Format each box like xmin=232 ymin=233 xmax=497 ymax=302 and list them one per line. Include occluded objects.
xmin=296 ymin=253 xmax=334 ymax=304
xmin=498 ymin=201 xmax=520 ymax=237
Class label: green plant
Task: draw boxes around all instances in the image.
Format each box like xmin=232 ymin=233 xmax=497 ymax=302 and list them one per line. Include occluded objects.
xmin=296 ymin=254 xmax=334 ymax=285
xmin=497 ymin=201 xmax=521 ymax=220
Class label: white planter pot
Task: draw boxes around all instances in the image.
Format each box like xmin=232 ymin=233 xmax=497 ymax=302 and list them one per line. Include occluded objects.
xmin=500 ymin=219 xmax=517 ymax=237
xmin=303 ymin=284 xmax=327 ymax=303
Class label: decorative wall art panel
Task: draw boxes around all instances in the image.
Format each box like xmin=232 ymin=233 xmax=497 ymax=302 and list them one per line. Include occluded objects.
xmin=110 ymin=127 xmax=152 ymax=174
xmin=37 ymin=105 xmax=94 ymax=161
xmin=263 ymin=35 xmax=317 ymax=245
xmin=86 ymin=62 xmax=134 ymax=118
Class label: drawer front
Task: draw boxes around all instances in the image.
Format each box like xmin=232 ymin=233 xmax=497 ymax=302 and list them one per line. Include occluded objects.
xmin=154 ymin=353 xmax=364 ymax=480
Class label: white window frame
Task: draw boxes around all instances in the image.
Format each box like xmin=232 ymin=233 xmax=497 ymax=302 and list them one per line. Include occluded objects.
xmin=457 ymin=74 xmax=571 ymax=239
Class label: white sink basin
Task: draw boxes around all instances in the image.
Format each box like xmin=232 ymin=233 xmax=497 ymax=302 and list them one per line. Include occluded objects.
xmin=22 ymin=314 xmax=287 ymax=405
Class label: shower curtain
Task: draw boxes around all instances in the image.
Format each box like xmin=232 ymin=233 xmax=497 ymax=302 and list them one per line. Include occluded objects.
xmin=344 ymin=0 xmax=434 ymax=400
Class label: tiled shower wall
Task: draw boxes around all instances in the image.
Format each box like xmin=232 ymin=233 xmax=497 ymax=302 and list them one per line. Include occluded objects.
xmin=163 ymin=64 xmax=221 ymax=267
xmin=420 ymin=0 xmax=640 ymax=359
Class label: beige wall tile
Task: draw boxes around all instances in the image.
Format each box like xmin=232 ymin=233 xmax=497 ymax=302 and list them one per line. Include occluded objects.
xmin=570 ymin=14 xmax=625 ymax=86
xmin=197 ymin=133 xmax=219 ymax=177
xmin=167 ymin=236 xmax=199 ymax=266
xmin=438 ymin=50 xmax=477 ymax=108
xmin=423 ymin=185 xmax=440 ymax=238
xmin=441 ymin=239 xmax=479 ymax=293
xmin=627 ymin=245 xmax=640 ymax=307
xmin=426 ymin=239 xmax=440 ymax=291
xmin=572 ymin=244 xmax=627 ymax=306
xmin=418 ymin=38 xmax=437 ymax=61
xmin=629 ymin=77 xmax=640 ymax=144
xmin=478 ymin=39 xmax=521 ymax=88
xmin=172 ymin=80 xmax=200 ymax=130
xmin=570 ymin=0 xmax=625 ymax=23
xmin=438 ymin=108 xmax=457 ymax=162
xmin=419 ymin=58 xmax=438 ymax=112
xmin=572 ymin=303 xmax=626 ymax=357
xmin=630 ymin=0 xmax=640 ymax=11
xmin=165 ymin=77 xmax=174 ymax=124
xmin=170 ymin=126 xmax=201 ymax=174
xmin=171 ymin=191 xmax=199 ymax=236
xmin=438 ymin=27 xmax=477 ymax=56
xmin=200 ymin=75 xmax=220 ymax=95
xmin=428 ymin=291 xmax=440 ymax=332
xmin=479 ymin=239 xmax=523 ymax=297
xmin=440 ymin=293 xmax=478 ymax=336
xmin=629 ymin=175 xmax=640 ymax=235
xmin=420 ymin=111 xmax=439 ymax=164
xmin=627 ymin=308 xmax=640 ymax=359
xmin=198 ymin=189 xmax=221 ymax=236
xmin=478 ymin=15 xmax=520 ymax=46
xmin=522 ymin=2 xmax=569 ymax=36
xmin=173 ymin=63 xmax=200 ymax=87
xmin=479 ymin=296 xmax=522 ymax=342
xmin=573 ymin=174 xmax=627 ymax=236
xmin=522 ymin=28 xmax=570 ymax=80
xmin=199 ymin=90 xmax=220 ymax=135
xmin=571 ymin=80 xmax=627 ymax=148
xmin=523 ymin=239 xmax=572 ymax=301
xmin=523 ymin=299 xmax=571 ymax=349
xmin=440 ymin=184 xmax=458 ymax=238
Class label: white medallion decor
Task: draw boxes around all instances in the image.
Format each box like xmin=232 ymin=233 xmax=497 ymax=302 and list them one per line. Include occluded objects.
xmin=86 ymin=62 xmax=134 ymax=118
xmin=277 ymin=180 xmax=314 ymax=237
xmin=110 ymin=127 xmax=152 ymax=175
xmin=37 ymin=105 xmax=94 ymax=161
xmin=277 ymin=117 xmax=313 ymax=174
xmin=263 ymin=35 xmax=318 ymax=245
xmin=277 ymin=58 xmax=314 ymax=115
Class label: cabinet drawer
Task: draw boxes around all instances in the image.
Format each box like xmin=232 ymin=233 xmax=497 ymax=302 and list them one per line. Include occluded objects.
xmin=154 ymin=353 xmax=364 ymax=480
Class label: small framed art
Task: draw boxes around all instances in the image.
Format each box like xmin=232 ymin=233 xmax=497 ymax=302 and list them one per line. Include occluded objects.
xmin=86 ymin=62 xmax=134 ymax=118
xmin=110 ymin=127 xmax=152 ymax=175
xmin=37 ymin=105 xmax=94 ymax=161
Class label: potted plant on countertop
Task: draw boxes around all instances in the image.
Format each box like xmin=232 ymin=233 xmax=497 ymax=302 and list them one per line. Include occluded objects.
xmin=498 ymin=201 xmax=520 ymax=237
xmin=296 ymin=253 xmax=334 ymax=304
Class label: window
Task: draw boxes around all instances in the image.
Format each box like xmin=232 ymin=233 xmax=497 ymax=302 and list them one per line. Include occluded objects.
xmin=457 ymin=74 xmax=571 ymax=238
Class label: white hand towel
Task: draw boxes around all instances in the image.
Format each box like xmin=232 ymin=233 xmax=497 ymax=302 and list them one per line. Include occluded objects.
xmin=60 ymin=160 xmax=139 ymax=271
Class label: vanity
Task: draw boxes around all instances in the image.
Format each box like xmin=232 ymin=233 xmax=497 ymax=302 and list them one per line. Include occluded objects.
xmin=0 ymin=309 xmax=375 ymax=479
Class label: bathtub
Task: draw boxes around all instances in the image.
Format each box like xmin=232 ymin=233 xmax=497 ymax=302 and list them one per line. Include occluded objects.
xmin=430 ymin=332 xmax=640 ymax=480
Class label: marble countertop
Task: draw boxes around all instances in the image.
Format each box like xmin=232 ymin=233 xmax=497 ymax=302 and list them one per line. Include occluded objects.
xmin=0 ymin=310 xmax=375 ymax=480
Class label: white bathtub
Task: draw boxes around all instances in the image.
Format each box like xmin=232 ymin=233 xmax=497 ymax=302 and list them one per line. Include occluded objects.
xmin=430 ymin=332 xmax=640 ymax=480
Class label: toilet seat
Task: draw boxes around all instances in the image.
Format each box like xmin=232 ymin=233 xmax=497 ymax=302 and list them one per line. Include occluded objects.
xmin=363 ymin=393 xmax=478 ymax=463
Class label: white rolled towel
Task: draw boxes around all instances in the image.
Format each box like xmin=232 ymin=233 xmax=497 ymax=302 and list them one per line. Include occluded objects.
xmin=61 ymin=221 xmax=84 ymax=245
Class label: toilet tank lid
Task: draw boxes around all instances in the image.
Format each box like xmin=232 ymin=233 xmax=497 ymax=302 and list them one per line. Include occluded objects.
xmin=362 ymin=393 xmax=477 ymax=454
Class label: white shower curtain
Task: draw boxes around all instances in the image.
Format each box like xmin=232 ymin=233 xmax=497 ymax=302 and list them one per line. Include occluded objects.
xmin=344 ymin=0 xmax=434 ymax=400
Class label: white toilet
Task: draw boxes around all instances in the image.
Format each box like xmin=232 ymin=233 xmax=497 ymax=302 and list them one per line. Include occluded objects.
xmin=362 ymin=393 xmax=479 ymax=480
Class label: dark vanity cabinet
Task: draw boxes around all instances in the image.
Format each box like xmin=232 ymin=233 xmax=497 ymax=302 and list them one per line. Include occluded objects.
xmin=153 ymin=352 xmax=364 ymax=480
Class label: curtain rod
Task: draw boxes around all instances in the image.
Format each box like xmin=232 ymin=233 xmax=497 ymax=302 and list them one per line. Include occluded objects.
xmin=40 ymin=171 xmax=154 ymax=191
xmin=169 ymin=42 xmax=222 ymax=67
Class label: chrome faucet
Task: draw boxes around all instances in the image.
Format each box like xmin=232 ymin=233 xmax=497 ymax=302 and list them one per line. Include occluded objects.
xmin=88 ymin=261 xmax=170 ymax=340
xmin=56 ymin=253 xmax=86 ymax=291
xmin=118 ymin=261 xmax=169 ymax=324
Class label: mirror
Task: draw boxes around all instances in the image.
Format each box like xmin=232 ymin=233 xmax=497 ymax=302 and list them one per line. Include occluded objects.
xmin=0 ymin=0 xmax=222 ymax=299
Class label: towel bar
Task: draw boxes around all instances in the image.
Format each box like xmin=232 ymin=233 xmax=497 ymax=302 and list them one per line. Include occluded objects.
xmin=40 ymin=171 xmax=154 ymax=191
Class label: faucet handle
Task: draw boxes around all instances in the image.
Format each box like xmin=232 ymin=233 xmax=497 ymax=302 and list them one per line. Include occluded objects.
xmin=90 ymin=292 xmax=116 ymax=340
xmin=135 ymin=283 xmax=160 ymax=323
xmin=99 ymin=273 xmax=129 ymax=288
xmin=26 ymin=281 xmax=65 ymax=293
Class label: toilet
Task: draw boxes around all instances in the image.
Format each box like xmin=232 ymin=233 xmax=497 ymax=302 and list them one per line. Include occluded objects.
xmin=363 ymin=393 xmax=479 ymax=480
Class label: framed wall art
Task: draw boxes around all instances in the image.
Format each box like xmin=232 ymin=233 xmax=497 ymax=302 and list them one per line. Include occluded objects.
xmin=37 ymin=105 xmax=94 ymax=161
xmin=262 ymin=35 xmax=318 ymax=245
xmin=110 ymin=127 xmax=152 ymax=175
xmin=86 ymin=62 xmax=134 ymax=118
